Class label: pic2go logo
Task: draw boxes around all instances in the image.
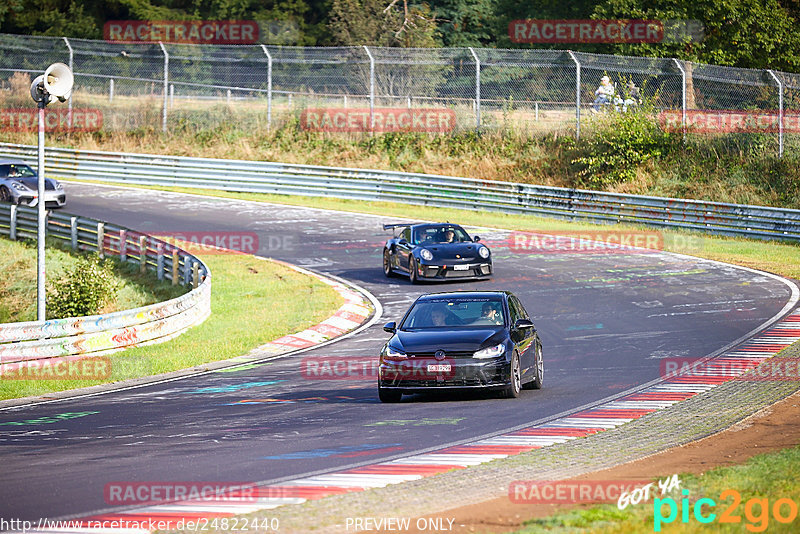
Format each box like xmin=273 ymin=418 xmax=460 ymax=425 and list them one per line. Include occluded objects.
xmin=654 ymin=489 xmax=799 ymax=532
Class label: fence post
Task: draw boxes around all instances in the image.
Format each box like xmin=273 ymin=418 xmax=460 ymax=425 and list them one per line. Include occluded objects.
xmin=363 ymin=45 xmax=375 ymax=131
xmin=172 ymin=249 xmax=179 ymax=285
xmin=139 ymin=235 xmax=147 ymax=273
xmin=184 ymin=258 xmax=192 ymax=285
xmin=192 ymin=260 xmax=199 ymax=288
xmin=109 ymin=79 xmax=114 ymax=102
xmin=96 ymin=222 xmax=105 ymax=257
xmin=568 ymin=51 xmax=580 ymax=139
xmin=468 ymin=47 xmax=481 ymax=131
xmin=119 ymin=229 xmax=127 ymax=262
xmin=766 ymin=70 xmax=784 ymax=158
xmin=260 ymin=45 xmax=273 ymax=129
xmin=156 ymin=243 xmax=164 ymax=281
xmin=672 ymin=58 xmax=687 ymax=140
xmin=169 ymin=84 xmax=174 ymax=107
xmin=9 ymin=205 xmax=17 ymax=240
xmin=63 ymin=37 xmax=73 ymax=128
xmin=158 ymin=41 xmax=168 ymax=132
xmin=70 ymin=216 xmax=78 ymax=249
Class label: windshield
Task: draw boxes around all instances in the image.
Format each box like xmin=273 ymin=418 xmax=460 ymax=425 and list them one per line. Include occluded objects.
xmin=412 ymin=225 xmax=471 ymax=245
xmin=0 ymin=164 xmax=36 ymax=178
xmin=401 ymin=297 xmax=505 ymax=329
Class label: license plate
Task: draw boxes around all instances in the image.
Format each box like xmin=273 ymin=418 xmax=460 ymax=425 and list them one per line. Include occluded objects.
xmin=427 ymin=364 xmax=451 ymax=373
xmin=453 ymin=264 xmax=469 ymax=271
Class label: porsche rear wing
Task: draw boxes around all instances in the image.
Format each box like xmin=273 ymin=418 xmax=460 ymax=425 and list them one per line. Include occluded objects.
xmin=383 ymin=222 xmax=417 ymax=230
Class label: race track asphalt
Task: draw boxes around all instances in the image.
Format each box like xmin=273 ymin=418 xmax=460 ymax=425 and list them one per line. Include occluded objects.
xmin=0 ymin=184 xmax=794 ymax=522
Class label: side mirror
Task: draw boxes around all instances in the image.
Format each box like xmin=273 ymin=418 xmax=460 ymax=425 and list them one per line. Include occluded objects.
xmin=383 ymin=321 xmax=397 ymax=333
xmin=473 ymin=236 xmax=481 ymax=242
xmin=398 ymin=239 xmax=408 ymax=245
xmin=514 ymin=318 xmax=534 ymax=330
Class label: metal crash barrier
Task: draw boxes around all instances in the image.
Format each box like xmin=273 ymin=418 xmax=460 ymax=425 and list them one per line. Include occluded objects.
xmin=0 ymin=202 xmax=210 ymax=369
xmin=1 ymin=143 xmax=799 ymax=241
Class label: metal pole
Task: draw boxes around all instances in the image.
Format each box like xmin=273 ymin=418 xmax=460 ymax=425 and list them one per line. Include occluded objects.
xmin=37 ymin=100 xmax=46 ymax=321
xmin=63 ymin=37 xmax=73 ymax=128
xmin=169 ymin=84 xmax=174 ymax=107
xmin=159 ymin=41 xmax=168 ymax=132
xmin=109 ymin=79 xmax=114 ymax=102
xmin=260 ymin=45 xmax=273 ymax=128
xmin=363 ymin=45 xmax=375 ymax=131
xmin=767 ymin=69 xmax=784 ymax=158
xmin=469 ymin=47 xmax=481 ymax=130
xmin=568 ymin=51 xmax=580 ymax=139
xmin=672 ymin=58 xmax=687 ymax=140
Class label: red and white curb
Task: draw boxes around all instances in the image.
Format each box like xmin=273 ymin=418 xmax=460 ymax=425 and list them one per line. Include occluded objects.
xmin=31 ymin=309 xmax=800 ymax=533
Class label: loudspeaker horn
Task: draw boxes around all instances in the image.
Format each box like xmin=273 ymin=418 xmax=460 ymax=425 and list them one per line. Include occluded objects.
xmin=43 ymin=62 xmax=74 ymax=102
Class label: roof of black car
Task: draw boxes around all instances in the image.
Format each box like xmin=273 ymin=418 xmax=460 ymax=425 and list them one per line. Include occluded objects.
xmin=416 ymin=291 xmax=509 ymax=301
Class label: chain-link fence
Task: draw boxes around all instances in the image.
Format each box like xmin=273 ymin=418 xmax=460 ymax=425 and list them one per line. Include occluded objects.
xmin=0 ymin=32 xmax=794 ymax=155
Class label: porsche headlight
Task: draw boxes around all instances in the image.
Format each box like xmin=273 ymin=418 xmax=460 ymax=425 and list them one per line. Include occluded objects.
xmin=473 ymin=343 xmax=505 ymax=359
xmin=478 ymin=246 xmax=490 ymax=259
xmin=10 ymin=182 xmax=27 ymax=191
xmin=420 ymin=248 xmax=433 ymax=261
xmin=55 ymin=181 xmax=64 ymax=190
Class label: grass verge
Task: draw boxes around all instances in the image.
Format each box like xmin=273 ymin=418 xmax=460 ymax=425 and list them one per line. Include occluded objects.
xmin=515 ymin=444 xmax=800 ymax=533
xmin=0 ymin=237 xmax=185 ymax=323
xmin=66 ymin=180 xmax=800 ymax=280
xmin=0 ymin=251 xmax=344 ymax=400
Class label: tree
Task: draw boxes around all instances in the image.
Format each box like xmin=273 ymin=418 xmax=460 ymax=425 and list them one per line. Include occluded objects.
xmin=329 ymin=0 xmax=439 ymax=46
xmin=592 ymin=0 xmax=800 ymax=71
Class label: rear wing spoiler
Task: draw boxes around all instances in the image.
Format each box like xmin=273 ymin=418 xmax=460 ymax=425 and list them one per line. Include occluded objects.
xmin=382 ymin=222 xmax=417 ymax=230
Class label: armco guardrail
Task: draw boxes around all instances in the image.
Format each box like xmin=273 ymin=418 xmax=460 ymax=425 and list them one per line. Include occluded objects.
xmin=0 ymin=202 xmax=210 ymax=368
xmin=2 ymin=143 xmax=799 ymax=241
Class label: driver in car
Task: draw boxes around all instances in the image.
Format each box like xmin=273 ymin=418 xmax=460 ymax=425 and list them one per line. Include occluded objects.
xmin=481 ymin=302 xmax=503 ymax=325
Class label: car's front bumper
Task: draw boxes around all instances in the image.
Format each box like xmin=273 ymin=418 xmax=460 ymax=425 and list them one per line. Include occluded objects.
xmin=378 ymin=356 xmax=509 ymax=389
xmin=415 ymin=261 xmax=492 ymax=280
xmin=15 ymin=190 xmax=66 ymax=208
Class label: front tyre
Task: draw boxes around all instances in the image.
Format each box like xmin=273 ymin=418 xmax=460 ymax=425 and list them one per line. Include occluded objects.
xmin=409 ymin=257 xmax=419 ymax=284
xmin=378 ymin=384 xmax=402 ymax=403
xmin=0 ymin=186 xmax=10 ymax=203
xmin=503 ymin=352 xmax=521 ymax=398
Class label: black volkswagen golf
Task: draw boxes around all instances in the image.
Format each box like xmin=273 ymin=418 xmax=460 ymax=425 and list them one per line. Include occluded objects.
xmin=378 ymin=291 xmax=543 ymax=402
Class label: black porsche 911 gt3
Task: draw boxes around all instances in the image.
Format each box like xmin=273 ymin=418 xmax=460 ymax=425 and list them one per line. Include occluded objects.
xmin=382 ymin=222 xmax=492 ymax=283
xmin=377 ymin=291 xmax=544 ymax=402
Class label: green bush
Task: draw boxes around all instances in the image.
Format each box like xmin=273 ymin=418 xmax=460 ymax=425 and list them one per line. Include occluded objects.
xmin=47 ymin=254 xmax=121 ymax=319
xmin=572 ymin=107 xmax=680 ymax=188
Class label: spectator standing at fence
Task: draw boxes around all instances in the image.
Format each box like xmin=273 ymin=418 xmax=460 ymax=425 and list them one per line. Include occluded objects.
xmin=622 ymin=81 xmax=641 ymax=112
xmin=591 ymin=76 xmax=615 ymax=113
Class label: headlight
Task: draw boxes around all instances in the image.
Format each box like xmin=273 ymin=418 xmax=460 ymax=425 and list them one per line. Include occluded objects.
xmin=473 ymin=343 xmax=505 ymax=359
xmin=419 ymin=248 xmax=433 ymax=261
xmin=478 ymin=246 xmax=490 ymax=259
xmin=10 ymin=182 xmax=27 ymax=191
xmin=55 ymin=182 xmax=64 ymax=190
xmin=384 ymin=346 xmax=407 ymax=360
